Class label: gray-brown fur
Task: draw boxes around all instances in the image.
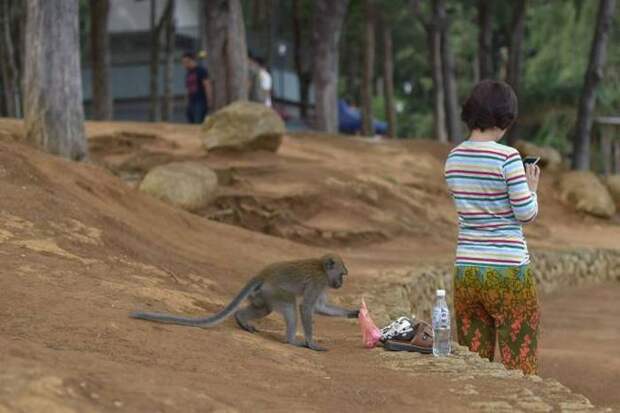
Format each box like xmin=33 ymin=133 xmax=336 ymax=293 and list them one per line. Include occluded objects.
xmin=130 ymin=254 xmax=358 ymax=351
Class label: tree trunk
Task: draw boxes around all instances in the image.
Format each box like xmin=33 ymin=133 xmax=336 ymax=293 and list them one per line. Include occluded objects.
xmin=381 ymin=19 xmax=397 ymax=138
xmin=440 ymin=5 xmax=461 ymax=143
xmin=90 ymin=0 xmax=113 ymax=120
xmin=162 ymin=0 xmax=175 ymax=121
xmin=342 ymin=41 xmax=360 ymax=106
xmin=429 ymin=0 xmax=447 ymax=142
xmin=312 ymin=0 xmax=349 ymax=133
xmin=266 ymin=0 xmax=278 ymax=69
xmin=477 ymin=0 xmax=493 ymax=80
xmin=24 ymin=0 xmax=87 ymax=160
xmin=0 ymin=0 xmax=22 ymax=118
xmin=292 ymin=0 xmax=311 ymax=118
xmin=198 ymin=0 xmax=207 ymax=53
xmin=226 ymin=0 xmax=248 ymax=103
xmin=572 ymin=0 xmax=616 ymax=171
xmin=505 ymin=0 xmax=526 ymax=146
xmin=361 ymin=0 xmax=375 ymax=136
xmin=613 ymin=141 xmax=620 ymax=174
xmin=149 ymin=0 xmax=160 ymax=121
xmin=205 ymin=0 xmax=248 ymax=111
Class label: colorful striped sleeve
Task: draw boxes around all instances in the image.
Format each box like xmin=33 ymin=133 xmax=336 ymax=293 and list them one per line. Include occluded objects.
xmin=502 ymin=150 xmax=538 ymax=224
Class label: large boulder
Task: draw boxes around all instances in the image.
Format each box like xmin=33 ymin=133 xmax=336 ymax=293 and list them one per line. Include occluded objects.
xmin=139 ymin=162 xmax=218 ymax=211
xmin=201 ymin=101 xmax=285 ymax=152
xmin=514 ymin=140 xmax=563 ymax=171
xmin=558 ymin=171 xmax=616 ymax=218
xmin=606 ymin=174 xmax=620 ymax=206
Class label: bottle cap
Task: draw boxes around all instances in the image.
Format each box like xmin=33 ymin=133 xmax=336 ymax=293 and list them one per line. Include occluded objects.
xmin=436 ymin=289 xmax=446 ymax=297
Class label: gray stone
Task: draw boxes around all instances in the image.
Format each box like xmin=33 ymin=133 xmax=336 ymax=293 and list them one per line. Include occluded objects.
xmin=514 ymin=140 xmax=564 ymax=171
xmin=139 ymin=162 xmax=218 ymax=211
xmin=559 ymin=171 xmax=616 ymax=218
xmin=605 ymin=175 xmax=620 ymax=206
xmin=201 ymin=101 xmax=285 ymax=152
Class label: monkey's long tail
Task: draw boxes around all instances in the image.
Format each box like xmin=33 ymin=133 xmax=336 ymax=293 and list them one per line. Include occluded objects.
xmin=130 ymin=278 xmax=263 ymax=327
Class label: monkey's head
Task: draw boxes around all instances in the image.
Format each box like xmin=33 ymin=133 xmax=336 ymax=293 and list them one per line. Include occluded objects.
xmin=321 ymin=254 xmax=348 ymax=289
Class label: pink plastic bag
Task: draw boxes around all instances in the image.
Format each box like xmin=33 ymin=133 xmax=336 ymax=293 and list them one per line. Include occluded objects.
xmin=358 ymin=298 xmax=382 ymax=348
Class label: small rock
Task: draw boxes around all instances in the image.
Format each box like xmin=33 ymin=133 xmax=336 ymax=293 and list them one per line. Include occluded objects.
xmin=139 ymin=162 xmax=218 ymax=211
xmin=605 ymin=174 xmax=620 ymax=206
xmin=558 ymin=171 xmax=616 ymax=218
xmin=514 ymin=140 xmax=564 ymax=171
xmin=201 ymin=101 xmax=285 ymax=152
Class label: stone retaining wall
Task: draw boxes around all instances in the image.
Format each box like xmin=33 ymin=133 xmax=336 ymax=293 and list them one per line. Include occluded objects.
xmin=357 ymin=248 xmax=620 ymax=412
xmin=380 ymin=344 xmax=606 ymax=412
xmin=365 ymin=248 xmax=620 ymax=325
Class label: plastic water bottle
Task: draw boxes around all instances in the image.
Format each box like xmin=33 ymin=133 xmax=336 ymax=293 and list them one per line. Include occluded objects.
xmin=432 ymin=289 xmax=451 ymax=357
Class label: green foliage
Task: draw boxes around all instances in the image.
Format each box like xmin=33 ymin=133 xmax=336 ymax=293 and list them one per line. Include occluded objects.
xmin=521 ymin=1 xmax=620 ymax=152
xmin=239 ymin=0 xmax=620 ymax=145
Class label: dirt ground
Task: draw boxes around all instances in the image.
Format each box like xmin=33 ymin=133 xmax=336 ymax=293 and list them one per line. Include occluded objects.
xmin=539 ymin=283 xmax=620 ymax=411
xmin=0 ymin=118 xmax=618 ymax=412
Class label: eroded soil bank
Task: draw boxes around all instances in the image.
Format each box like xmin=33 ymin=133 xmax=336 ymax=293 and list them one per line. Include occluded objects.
xmin=0 ymin=119 xmax=618 ymax=412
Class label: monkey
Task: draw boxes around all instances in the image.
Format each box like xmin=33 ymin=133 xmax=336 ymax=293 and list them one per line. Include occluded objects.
xmin=130 ymin=254 xmax=358 ymax=351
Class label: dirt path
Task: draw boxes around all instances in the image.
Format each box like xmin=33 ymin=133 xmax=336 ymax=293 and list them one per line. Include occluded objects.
xmin=539 ymin=282 xmax=620 ymax=411
xmin=0 ymin=119 xmax=619 ymax=412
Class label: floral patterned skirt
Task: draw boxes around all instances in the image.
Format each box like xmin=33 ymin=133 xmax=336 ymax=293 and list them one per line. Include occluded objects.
xmin=454 ymin=265 xmax=540 ymax=375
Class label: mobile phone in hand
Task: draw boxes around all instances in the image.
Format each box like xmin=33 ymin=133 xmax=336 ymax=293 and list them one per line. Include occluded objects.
xmin=523 ymin=156 xmax=541 ymax=166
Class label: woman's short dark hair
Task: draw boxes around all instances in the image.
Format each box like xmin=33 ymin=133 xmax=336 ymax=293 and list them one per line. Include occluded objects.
xmin=461 ymin=80 xmax=518 ymax=131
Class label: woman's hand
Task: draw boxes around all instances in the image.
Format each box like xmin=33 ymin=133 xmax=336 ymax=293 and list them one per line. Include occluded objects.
xmin=525 ymin=164 xmax=541 ymax=193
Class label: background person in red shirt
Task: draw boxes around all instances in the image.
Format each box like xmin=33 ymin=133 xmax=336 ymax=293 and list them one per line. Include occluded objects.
xmin=181 ymin=51 xmax=212 ymax=124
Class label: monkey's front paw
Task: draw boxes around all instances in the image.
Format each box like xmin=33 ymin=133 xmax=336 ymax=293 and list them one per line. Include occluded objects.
xmin=307 ymin=342 xmax=328 ymax=352
xmin=347 ymin=310 xmax=360 ymax=319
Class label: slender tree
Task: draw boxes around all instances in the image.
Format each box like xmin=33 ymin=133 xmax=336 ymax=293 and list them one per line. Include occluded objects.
xmin=162 ymin=0 xmax=175 ymax=121
xmin=266 ymin=0 xmax=278 ymax=70
xmin=505 ymin=0 xmax=526 ymax=146
xmin=361 ymin=0 xmax=375 ymax=136
xmin=381 ymin=15 xmax=397 ymax=138
xmin=205 ymin=0 xmax=248 ymax=110
xmin=312 ymin=0 xmax=349 ymax=133
xmin=0 ymin=0 xmax=22 ymax=118
xmin=477 ymin=0 xmax=493 ymax=80
xmin=439 ymin=1 xmax=461 ymax=142
xmin=149 ymin=0 xmax=161 ymax=121
xmin=198 ymin=0 xmax=207 ymax=52
xmin=24 ymin=0 xmax=87 ymax=160
xmin=413 ymin=0 xmax=447 ymax=142
xmin=149 ymin=0 xmax=175 ymax=121
xmin=292 ymin=0 xmax=312 ymax=119
xmin=90 ymin=0 xmax=113 ymax=120
xmin=572 ymin=0 xmax=616 ymax=170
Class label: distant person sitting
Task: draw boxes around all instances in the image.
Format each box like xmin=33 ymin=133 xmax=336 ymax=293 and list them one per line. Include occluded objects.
xmin=337 ymin=99 xmax=388 ymax=136
xmin=182 ymin=51 xmax=212 ymax=124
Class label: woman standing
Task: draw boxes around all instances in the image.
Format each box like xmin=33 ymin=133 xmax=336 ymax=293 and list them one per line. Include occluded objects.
xmin=444 ymin=80 xmax=541 ymax=374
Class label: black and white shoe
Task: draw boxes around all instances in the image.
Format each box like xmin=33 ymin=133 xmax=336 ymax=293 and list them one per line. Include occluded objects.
xmin=380 ymin=316 xmax=416 ymax=342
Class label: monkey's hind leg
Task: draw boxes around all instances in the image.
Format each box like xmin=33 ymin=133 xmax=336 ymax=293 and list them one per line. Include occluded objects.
xmin=234 ymin=304 xmax=270 ymax=333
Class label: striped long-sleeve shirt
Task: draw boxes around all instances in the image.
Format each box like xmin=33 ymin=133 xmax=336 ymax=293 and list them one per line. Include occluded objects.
xmin=444 ymin=140 xmax=538 ymax=267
